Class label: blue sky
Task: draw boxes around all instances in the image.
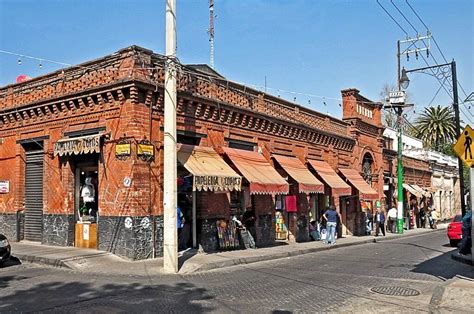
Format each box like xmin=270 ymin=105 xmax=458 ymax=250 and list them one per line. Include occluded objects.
xmin=0 ymin=0 xmax=472 ymax=123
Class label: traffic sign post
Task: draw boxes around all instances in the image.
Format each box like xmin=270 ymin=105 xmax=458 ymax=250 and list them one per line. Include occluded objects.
xmin=453 ymin=125 xmax=474 ymax=168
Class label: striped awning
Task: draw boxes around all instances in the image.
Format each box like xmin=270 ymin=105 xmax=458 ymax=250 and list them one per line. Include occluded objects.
xmin=222 ymin=147 xmax=289 ymax=195
xmin=177 ymin=144 xmax=242 ymax=192
xmin=273 ymin=155 xmax=324 ymax=194
xmin=307 ymin=160 xmax=351 ymax=196
xmin=339 ymin=168 xmax=379 ymax=200
xmin=403 ymin=183 xmax=422 ymax=198
xmin=410 ymin=184 xmax=432 ymax=198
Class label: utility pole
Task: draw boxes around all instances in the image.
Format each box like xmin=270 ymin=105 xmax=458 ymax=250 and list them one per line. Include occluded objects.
xmin=163 ymin=0 xmax=178 ymax=273
xmin=209 ymin=0 xmax=215 ymax=69
xmin=451 ymin=61 xmax=467 ymax=217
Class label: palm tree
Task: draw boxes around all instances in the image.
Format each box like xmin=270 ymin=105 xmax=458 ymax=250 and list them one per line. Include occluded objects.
xmin=414 ymin=105 xmax=456 ymax=149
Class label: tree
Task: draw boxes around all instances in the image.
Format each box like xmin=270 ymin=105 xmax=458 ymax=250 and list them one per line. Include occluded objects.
xmin=414 ymin=105 xmax=456 ymax=150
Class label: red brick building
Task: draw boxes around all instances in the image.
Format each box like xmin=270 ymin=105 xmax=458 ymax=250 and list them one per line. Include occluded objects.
xmin=0 ymin=46 xmax=393 ymax=259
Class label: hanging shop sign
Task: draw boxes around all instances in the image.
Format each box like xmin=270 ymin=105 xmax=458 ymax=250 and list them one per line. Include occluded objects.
xmin=54 ymin=134 xmax=101 ymax=156
xmin=115 ymin=139 xmax=131 ymax=160
xmin=137 ymin=140 xmax=154 ymax=161
xmin=0 ymin=180 xmax=10 ymax=193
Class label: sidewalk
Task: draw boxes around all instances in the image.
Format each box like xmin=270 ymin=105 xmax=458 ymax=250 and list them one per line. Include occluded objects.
xmin=430 ymin=276 xmax=474 ymax=313
xmin=11 ymin=224 xmax=447 ymax=276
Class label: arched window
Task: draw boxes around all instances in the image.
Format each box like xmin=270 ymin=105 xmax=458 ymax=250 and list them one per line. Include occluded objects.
xmin=362 ymin=153 xmax=374 ymax=184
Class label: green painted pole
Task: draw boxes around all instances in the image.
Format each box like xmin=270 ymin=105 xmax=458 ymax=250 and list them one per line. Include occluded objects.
xmin=397 ymin=107 xmax=404 ymax=234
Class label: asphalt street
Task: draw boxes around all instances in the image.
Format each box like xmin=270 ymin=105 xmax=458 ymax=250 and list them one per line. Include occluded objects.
xmin=1 ymin=231 xmax=472 ymax=313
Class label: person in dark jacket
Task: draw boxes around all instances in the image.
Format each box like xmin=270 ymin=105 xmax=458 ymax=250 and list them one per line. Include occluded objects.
xmin=375 ymin=208 xmax=386 ymax=236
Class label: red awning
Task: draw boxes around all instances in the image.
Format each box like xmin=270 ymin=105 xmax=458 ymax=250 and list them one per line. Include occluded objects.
xmin=222 ymin=147 xmax=289 ymax=195
xmin=273 ymin=155 xmax=324 ymax=194
xmin=338 ymin=168 xmax=379 ymax=200
xmin=307 ymin=160 xmax=351 ymax=196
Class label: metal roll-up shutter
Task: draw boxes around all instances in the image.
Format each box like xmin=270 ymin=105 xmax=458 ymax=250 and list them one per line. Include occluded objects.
xmin=24 ymin=150 xmax=44 ymax=242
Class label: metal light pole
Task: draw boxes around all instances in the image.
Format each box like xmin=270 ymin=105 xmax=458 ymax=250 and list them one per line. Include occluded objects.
xmin=163 ymin=0 xmax=178 ymax=273
xmin=402 ymin=61 xmax=466 ymax=216
xmin=396 ymin=106 xmax=404 ymax=233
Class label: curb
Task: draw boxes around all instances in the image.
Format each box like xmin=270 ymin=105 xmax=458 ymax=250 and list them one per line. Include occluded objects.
xmin=180 ymin=228 xmax=445 ymax=274
xmin=429 ymin=278 xmax=455 ymax=313
xmin=451 ymin=252 xmax=473 ymax=266
xmin=14 ymin=253 xmax=71 ymax=269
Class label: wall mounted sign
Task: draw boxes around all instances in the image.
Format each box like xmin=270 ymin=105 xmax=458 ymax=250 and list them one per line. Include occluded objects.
xmin=115 ymin=141 xmax=131 ymax=160
xmin=0 ymin=180 xmax=10 ymax=193
xmin=137 ymin=139 xmax=154 ymax=161
xmin=54 ymin=134 xmax=100 ymax=156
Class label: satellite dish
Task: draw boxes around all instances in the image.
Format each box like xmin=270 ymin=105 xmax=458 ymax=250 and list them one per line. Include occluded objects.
xmin=16 ymin=74 xmax=31 ymax=83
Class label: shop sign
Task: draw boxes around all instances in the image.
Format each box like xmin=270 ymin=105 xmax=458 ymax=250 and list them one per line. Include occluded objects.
xmin=137 ymin=140 xmax=154 ymax=161
xmin=115 ymin=143 xmax=131 ymax=158
xmin=193 ymin=175 xmax=242 ymax=192
xmin=0 ymin=180 xmax=10 ymax=193
xmin=54 ymin=134 xmax=100 ymax=156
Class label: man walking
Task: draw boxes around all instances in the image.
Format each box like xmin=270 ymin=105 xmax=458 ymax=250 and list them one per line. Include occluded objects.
xmin=375 ymin=208 xmax=386 ymax=236
xmin=387 ymin=206 xmax=397 ymax=233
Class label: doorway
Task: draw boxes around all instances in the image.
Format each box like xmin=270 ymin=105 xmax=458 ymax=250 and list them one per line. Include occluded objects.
xmin=73 ymin=156 xmax=99 ymax=248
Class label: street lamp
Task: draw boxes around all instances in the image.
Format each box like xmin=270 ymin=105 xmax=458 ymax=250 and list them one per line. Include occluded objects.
xmin=401 ymin=61 xmax=466 ymax=216
xmin=399 ymin=68 xmax=410 ymax=90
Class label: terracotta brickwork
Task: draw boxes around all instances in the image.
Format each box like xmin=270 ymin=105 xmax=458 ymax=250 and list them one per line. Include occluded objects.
xmin=0 ymin=45 xmax=426 ymax=251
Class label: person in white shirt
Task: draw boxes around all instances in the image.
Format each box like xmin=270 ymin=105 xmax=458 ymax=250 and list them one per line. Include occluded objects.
xmin=388 ymin=207 xmax=398 ymax=233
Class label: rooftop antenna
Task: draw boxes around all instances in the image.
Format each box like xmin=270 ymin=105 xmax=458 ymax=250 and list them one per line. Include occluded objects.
xmin=209 ymin=0 xmax=215 ymax=69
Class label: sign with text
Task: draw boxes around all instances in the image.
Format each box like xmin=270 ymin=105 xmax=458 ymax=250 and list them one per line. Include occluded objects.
xmin=388 ymin=90 xmax=406 ymax=104
xmin=453 ymin=124 xmax=474 ymax=167
xmin=0 ymin=180 xmax=10 ymax=193
xmin=54 ymin=135 xmax=100 ymax=156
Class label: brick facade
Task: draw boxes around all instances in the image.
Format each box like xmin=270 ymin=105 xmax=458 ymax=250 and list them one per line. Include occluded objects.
xmin=0 ymin=45 xmax=428 ymax=259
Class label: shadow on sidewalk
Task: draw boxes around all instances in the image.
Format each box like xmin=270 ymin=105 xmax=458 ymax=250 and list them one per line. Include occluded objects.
xmin=411 ymin=250 xmax=474 ymax=280
xmin=0 ymin=256 xmax=22 ymax=269
xmin=0 ymin=275 xmax=215 ymax=312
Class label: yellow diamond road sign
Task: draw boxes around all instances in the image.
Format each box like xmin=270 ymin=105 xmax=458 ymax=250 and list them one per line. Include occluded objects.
xmin=453 ymin=124 xmax=474 ymax=167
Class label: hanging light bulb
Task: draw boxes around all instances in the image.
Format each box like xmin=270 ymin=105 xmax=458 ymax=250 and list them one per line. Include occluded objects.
xmin=406 ymin=53 xmax=409 ymax=61
xmin=39 ymin=60 xmax=43 ymax=68
xmin=415 ymin=51 xmax=419 ymax=60
xmin=18 ymin=58 xmax=22 ymax=65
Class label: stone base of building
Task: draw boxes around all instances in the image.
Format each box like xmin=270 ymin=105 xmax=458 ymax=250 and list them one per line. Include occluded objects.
xmin=98 ymin=215 xmax=155 ymax=260
xmin=0 ymin=213 xmax=19 ymax=241
xmin=42 ymin=214 xmax=75 ymax=246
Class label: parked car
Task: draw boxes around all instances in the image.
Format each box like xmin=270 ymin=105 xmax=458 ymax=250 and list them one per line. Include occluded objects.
xmin=447 ymin=214 xmax=463 ymax=247
xmin=0 ymin=234 xmax=11 ymax=266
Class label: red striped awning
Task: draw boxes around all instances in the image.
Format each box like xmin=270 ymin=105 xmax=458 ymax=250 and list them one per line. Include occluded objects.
xmin=273 ymin=155 xmax=324 ymax=194
xmin=338 ymin=168 xmax=379 ymax=200
xmin=222 ymin=147 xmax=289 ymax=195
xmin=307 ymin=160 xmax=351 ymax=196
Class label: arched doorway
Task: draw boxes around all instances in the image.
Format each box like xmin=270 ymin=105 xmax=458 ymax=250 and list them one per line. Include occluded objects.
xmin=362 ymin=153 xmax=374 ymax=185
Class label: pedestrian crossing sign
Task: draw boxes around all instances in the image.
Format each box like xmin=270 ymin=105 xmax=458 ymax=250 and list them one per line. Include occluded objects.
xmin=453 ymin=124 xmax=474 ymax=167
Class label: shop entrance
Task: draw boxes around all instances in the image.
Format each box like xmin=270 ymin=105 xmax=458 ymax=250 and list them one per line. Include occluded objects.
xmin=24 ymin=148 xmax=45 ymax=242
xmin=74 ymin=156 xmax=99 ymax=249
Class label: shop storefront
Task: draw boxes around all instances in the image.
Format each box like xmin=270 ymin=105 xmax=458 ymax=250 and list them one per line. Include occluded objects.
xmin=306 ymin=160 xmax=352 ymax=236
xmin=338 ymin=168 xmax=379 ymax=235
xmin=176 ymin=144 xmax=242 ymax=251
xmin=222 ymin=147 xmax=289 ymax=248
xmin=54 ymin=134 xmax=102 ymax=249
xmin=272 ymin=155 xmax=324 ymax=242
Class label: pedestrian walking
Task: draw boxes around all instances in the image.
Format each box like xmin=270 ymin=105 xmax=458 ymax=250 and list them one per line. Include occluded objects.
xmin=387 ymin=206 xmax=397 ymax=233
xmin=375 ymin=208 xmax=386 ymax=236
xmin=459 ymin=209 xmax=472 ymax=255
xmin=323 ymin=205 xmax=341 ymax=245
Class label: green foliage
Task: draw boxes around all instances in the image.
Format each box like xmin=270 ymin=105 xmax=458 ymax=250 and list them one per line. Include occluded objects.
xmin=414 ymin=105 xmax=456 ymax=150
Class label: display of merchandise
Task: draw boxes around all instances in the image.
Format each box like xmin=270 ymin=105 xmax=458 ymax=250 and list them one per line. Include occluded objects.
xmin=275 ymin=211 xmax=288 ymax=240
xmin=216 ymin=219 xmax=240 ymax=250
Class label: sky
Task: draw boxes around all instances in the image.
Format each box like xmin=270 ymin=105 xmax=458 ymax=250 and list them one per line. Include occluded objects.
xmin=0 ymin=0 xmax=473 ymax=124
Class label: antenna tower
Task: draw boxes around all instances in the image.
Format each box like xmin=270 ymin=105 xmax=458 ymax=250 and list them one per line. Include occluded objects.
xmin=209 ymin=0 xmax=215 ymax=69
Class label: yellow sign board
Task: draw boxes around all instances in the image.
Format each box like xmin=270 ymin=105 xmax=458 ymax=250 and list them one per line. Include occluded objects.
xmin=453 ymin=124 xmax=474 ymax=167
xmin=137 ymin=144 xmax=154 ymax=156
xmin=115 ymin=143 xmax=131 ymax=156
